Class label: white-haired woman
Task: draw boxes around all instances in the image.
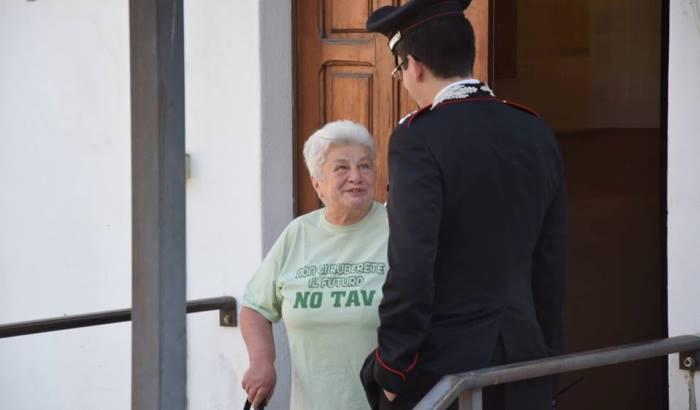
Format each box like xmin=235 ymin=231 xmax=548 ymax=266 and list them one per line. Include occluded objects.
xmin=240 ymin=120 xmax=389 ymax=410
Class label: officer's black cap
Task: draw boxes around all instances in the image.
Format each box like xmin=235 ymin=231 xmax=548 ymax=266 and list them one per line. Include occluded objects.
xmin=366 ymin=0 xmax=471 ymax=52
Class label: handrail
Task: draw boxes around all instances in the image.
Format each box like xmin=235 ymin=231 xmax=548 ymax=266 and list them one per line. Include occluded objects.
xmin=0 ymin=296 xmax=237 ymax=339
xmin=416 ymin=334 xmax=700 ymax=410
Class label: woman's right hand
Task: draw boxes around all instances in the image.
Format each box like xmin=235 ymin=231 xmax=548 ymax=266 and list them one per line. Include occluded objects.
xmin=242 ymin=360 xmax=277 ymax=408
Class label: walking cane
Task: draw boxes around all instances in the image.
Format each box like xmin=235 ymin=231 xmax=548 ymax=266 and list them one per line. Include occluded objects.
xmin=244 ymin=399 xmax=266 ymax=410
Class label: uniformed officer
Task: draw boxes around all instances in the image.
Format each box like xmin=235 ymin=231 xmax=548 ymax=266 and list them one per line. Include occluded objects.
xmin=360 ymin=1 xmax=567 ymax=409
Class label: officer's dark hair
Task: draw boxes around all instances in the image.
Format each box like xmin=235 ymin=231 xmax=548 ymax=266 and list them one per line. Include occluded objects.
xmin=394 ymin=16 xmax=475 ymax=79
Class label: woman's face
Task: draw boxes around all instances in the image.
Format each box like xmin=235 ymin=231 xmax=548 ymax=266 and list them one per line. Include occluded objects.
xmin=312 ymin=143 xmax=375 ymax=217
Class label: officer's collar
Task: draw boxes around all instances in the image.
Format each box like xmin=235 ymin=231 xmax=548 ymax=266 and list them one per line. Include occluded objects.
xmin=431 ymin=79 xmax=495 ymax=109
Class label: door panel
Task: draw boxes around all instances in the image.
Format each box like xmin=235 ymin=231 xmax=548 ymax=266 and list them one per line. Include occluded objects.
xmin=326 ymin=0 xmax=372 ymax=33
xmin=323 ymin=68 xmax=374 ymax=126
xmin=296 ymin=0 xmax=490 ymax=215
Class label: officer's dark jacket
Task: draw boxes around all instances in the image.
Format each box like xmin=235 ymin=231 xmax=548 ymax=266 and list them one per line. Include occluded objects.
xmin=365 ymin=93 xmax=567 ymax=397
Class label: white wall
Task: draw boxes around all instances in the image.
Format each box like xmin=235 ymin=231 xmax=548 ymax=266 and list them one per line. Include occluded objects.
xmin=0 ymin=1 xmax=132 ymax=408
xmin=184 ymin=0 xmax=292 ymax=409
xmin=0 ymin=1 xmax=294 ymax=409
xmin=667 ymin=0 xmax=700 ymax=408
xmin=259 ymin=0 xmax=294 ymax=408
xmin=184 ymin=0 xmax=262 ymax=408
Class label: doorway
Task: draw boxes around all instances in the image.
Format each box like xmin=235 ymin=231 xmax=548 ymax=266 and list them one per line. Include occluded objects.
xmin=293 ymin=0 xmax=668 ymax=408
xmin=493 ymin=0 xmax=667 ymax=409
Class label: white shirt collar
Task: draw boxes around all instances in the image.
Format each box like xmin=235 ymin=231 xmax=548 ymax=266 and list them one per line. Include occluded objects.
xmin=431 ymin=78 xmax=480 ymax=109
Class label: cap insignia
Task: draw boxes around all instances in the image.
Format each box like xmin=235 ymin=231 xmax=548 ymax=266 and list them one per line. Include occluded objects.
xmin=388 ymin=31 xmax=402 ymax=52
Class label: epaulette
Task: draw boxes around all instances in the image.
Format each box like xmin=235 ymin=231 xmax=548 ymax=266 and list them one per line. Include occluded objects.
xmin=403 ymin=105 xmax=431 ymax=127
xmin=432 ymin=96 xmax=540 ymax=118
xmin=398 ymin=111 xmax=416 ymax=125
xmin=501 ymin=99 xmax=540 ymax=117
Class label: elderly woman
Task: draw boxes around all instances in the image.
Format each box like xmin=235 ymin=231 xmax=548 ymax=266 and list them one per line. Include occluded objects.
xmin=240 ymin=120 xmax=388 ymax=410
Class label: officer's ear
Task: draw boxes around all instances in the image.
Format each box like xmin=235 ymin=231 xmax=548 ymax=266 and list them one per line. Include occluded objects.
xmin=408 ymin=55 xmax=426 ymax=83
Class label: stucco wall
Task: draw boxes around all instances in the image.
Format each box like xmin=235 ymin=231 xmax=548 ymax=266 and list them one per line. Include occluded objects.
xmin=667 ymin=0 xmax=700 ymax=408
xmin=185 ymin=0 xmax=293 ymax=408
xmin=0 ymin=1 xmax=293 ymax=409
xmin=184 ymin=0 xmax=266 ymax=408
xmin=0 ymin=1 xmax=132 ymax=408
xmin=259 ymin=0 xmax=294 ymax=408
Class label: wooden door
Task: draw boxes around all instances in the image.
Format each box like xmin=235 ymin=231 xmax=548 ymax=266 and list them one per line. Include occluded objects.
xmin=295 ymin=0 xmax=490 ymax=215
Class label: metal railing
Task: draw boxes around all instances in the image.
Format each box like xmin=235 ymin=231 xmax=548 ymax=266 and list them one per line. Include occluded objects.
xmin=0 ymin=296 xmax=237 ymax=339
xmin=416 ymin=334 xmax=700 ymax=410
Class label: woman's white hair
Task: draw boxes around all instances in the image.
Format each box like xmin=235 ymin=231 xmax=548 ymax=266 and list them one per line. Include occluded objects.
xmin=303 ymin=120 xmax=376 ymax=179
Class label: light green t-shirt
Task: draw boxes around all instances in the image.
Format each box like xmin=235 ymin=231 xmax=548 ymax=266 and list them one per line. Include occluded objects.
xmin=242 ymin=202 xmax=388 ymax=410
